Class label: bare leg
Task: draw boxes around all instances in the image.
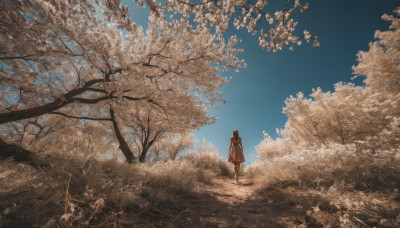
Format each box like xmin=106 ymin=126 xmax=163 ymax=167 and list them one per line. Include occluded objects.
xmin=234 ymin=163 xmax=239 ymax=183
xmin=233 ymin=163 xmax=237 ymax=178
xmin=237 ymin=162 xmax=240 ymax=180
xmin=237 ymin=163 xmax=241 ymax=183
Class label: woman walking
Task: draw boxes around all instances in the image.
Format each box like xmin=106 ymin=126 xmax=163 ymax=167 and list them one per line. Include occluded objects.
xmin=228 ymin=129 xmax=245 ymax=184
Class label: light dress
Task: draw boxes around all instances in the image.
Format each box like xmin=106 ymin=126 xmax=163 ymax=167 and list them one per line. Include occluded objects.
xmin=228 ymin=136 xmax=245 ymax=163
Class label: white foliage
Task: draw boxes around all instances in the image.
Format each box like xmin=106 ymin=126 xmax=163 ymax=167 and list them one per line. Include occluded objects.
xmin=256 ymin=8 xmax=400 ymax=164
xmin=144 ymin=0 xmax=317 ymax=52
xmin=0 ymin=0 xmax=244 ymax=160
xmin=353 ymin=8 xmax=400 ymax=93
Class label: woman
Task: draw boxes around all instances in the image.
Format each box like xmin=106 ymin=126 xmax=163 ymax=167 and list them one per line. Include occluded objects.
xmin=228 ymin=129 xmax=245 ymax=184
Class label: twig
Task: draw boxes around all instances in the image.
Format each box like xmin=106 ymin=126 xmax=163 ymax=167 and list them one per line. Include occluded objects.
xmin=64 ymin=173 xmax=72 ymax=215
xmin=152 ymin=207 xmax=174 ymax=217
xmin=85 ymin=206 xmax=100 ymax=224
xmin=173 ymin=210 xmax=186 ymax=222
xmin=353 ymin=216 xmax=369 ymax=228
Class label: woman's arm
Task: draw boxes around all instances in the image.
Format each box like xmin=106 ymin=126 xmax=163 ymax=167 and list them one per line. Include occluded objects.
xmin=239 ymin=137 xmax=243 ymax=153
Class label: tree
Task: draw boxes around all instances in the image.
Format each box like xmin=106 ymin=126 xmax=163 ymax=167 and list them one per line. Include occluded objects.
xmin=140 ymin=0 xmax=318 ymax=52
xmin=0 ymin=0 xmax=243 ymax=162
xmin=0 ymin=0 xmax=242 ymax=121
xmin=120 ymin=100 xmax=199 ymax=162
xmin=166 ymin=133 xmax=194 ymax=160
xmin=1 ymin=0 xmax=317 ymax=163
xmin=257 ymin=8 xmax=400 ymax=158
xmin=152 ymin=132 xmax=194 ymax=161
xmin=282 ymin=83 xmax=397 ymax=149
xmin=353 ymin=7 xmax=400 ymax=93
xmin=148 ymin=132 xmax=194 ymax=161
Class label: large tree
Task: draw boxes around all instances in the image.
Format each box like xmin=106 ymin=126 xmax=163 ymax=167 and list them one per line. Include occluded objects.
xmin=0 ymin=0 xmax=243 ymax=162
xmin=0 ymin=0 xmax=315 ymax=162
xmin=256 ymin=8 xmax=400 ymax=158
xmin=0 ymin=0 xmax=242 ymax=122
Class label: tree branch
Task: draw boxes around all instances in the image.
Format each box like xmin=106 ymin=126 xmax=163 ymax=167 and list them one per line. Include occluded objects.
xmin=0 ymin=78 xmax=103 ymax=124
xmin=50 ymin=112 xmax=112 ymax=121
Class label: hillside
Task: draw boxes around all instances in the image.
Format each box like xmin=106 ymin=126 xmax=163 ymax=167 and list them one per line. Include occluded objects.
xmin=1 ymin=150 xmax=399 ymax=227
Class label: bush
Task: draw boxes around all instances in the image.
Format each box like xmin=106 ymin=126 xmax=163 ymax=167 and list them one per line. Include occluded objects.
xmin=0 ymin=146 xmax=232 ymax=227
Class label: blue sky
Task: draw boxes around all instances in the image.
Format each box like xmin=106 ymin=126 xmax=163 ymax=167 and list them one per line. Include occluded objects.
xmin=123 ymin=0 xmax=399 ymax=164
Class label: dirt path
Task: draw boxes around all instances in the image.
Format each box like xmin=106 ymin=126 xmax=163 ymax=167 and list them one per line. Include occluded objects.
xmin=199 ymin=177 xmax=269 ymax=227
xmin=178 ymin=176 xmax=305 ymax=228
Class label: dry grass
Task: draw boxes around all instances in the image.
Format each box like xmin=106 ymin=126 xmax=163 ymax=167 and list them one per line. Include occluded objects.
xmin=246 ymin=144 xmax=400 ymax=227
xmin=0 ymin=150 xmax=233 ymax=227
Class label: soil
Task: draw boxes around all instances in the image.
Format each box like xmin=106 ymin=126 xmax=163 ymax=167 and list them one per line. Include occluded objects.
xmin=170 ymin=177 xmax=313 ymax=228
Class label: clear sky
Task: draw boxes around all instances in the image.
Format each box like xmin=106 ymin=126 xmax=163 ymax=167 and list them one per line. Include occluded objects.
xmin=123 ymin=0 xmax=399 ymax=164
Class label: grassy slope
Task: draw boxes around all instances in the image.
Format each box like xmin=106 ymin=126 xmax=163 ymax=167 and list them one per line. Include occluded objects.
xmin=1 ymin=148 xmax=400 ymax=227
xmin=246 ymin=147 xmax=400 ymax=227
xmin=0 ymin=152 xmax=232 ymax=227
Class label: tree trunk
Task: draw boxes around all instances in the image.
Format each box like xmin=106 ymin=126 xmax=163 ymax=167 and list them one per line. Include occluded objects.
xmin=109 ymin=107 xmax=135 ymax=163
xmin=139 ymin=146 xmax=150 ymax=163
xmin=170 ymin=150 xmax=178 ymax=160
